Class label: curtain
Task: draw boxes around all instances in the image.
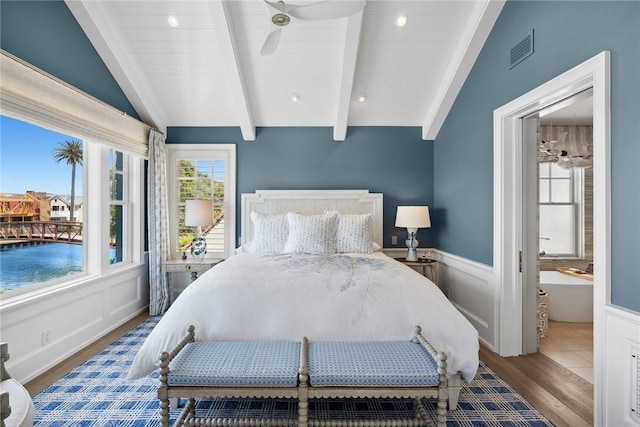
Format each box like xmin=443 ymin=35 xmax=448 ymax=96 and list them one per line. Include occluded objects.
xmin=148 ymin=129 xmax=171 ymax=315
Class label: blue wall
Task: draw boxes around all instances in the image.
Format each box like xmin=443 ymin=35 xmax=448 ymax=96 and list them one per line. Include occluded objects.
xmin=434 ymin=1 xmax=640 ymax=311
xmin=0 ymin=1 xmax=139 ymax=119
xmin=167 ymin=127 xmax=435 ymax=248
xmin=3 ymin=0 xmax=637 ymax=312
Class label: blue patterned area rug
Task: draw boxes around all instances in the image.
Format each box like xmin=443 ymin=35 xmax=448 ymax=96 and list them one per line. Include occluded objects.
xmin=32 ymin=317 xmax=553 ymax=426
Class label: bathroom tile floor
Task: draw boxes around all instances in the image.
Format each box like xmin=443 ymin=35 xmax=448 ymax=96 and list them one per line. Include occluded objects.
xmin=539 ymin=320 xmax=593 ymax=384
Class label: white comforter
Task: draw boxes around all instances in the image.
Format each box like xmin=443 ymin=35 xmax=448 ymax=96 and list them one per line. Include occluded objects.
xmin=128 ymin=252 xmax=479 ymax=382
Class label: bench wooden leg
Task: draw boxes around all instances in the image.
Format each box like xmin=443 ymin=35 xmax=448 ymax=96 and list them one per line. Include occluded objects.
xmin=298 ymin=337 xmax=309 ymax=427
xmin=159 ymin=395 xmax=170 ymax=427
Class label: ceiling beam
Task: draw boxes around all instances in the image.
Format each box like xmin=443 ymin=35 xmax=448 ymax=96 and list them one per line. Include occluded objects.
xmin=421 ymin=0 xmax=505 ymax=140
xmin=333 ymin=10 xmax=364 ymax=142
xmin=65 ymin=0 xmax=168 ymax=132
xmin=209 ymin=0 xmax=255 ymax=141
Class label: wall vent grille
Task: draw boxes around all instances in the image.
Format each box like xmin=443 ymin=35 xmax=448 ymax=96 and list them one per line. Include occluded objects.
xmin=510 ymin=30 xmax=534 ymax=69
xmin=633 ymin=346 xmax=640 ymax=422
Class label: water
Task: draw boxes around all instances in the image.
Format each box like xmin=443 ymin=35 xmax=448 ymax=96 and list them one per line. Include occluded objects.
xmin=0 ymin=243 xmax=83 ymax=292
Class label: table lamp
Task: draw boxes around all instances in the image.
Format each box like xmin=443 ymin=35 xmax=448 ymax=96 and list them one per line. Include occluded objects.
xmin=185 ymin=199 xmax=213 ymax=260
xmin=395 ymin=206 xmax=431 ymax=261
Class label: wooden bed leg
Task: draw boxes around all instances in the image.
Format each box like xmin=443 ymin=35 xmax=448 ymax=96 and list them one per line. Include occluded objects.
xmin=447 ymin=375 xmax=462 ymax=409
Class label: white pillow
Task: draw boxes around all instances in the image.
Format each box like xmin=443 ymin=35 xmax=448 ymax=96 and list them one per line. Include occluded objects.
xmin=248 ymin=211 xmax=289 ymax=253
xmin=283 ymin=211 xmax=338 ymax=254
xmin=336 ymin=213 xmax=374 ymax=254
xmin=235 ymin=241 xmax=253 ymax=253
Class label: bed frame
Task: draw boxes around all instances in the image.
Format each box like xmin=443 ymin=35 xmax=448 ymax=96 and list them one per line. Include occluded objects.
xmin=240 ymin=189 xmax=463 ymax=408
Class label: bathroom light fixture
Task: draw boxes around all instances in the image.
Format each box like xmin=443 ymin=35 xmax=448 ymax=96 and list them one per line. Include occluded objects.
xmin=395 ymin=206 xmax=431 ymax=261
xmin=356 ymin=94 xmax=367 ymax=103
xmin=167 ymin=16 xmax=179 ymax=27
xmin=396 ymin=14 xmax=408 ymax=27
xmin=290 ymin=93 xmax=300 ymax=103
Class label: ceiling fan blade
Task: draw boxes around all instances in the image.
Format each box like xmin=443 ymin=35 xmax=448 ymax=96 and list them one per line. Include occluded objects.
xmin=261 ymin=28 xmax=282 ymax=56
xmin=288 ymin=0 xmax=365 ymax=21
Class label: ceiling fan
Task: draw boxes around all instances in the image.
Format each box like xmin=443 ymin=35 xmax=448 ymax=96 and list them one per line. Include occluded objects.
xmin=261 ymin=0 xmax=366 ymax=55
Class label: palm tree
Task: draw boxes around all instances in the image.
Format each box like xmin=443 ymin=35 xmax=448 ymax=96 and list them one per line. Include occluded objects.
xmin=52 ymin=140 xmax=83 ymax=222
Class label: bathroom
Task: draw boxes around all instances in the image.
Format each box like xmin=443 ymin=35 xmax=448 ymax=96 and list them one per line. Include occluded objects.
xmin=536 ymin=90 xmax=594 ymax=383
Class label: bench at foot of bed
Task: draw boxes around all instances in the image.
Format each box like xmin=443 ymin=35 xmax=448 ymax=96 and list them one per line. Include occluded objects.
xmin=158 ymin=326 xmax=448 ymax=427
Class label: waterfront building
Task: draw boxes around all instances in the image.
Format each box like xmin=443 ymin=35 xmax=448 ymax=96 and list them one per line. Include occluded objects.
xmin=49 ymin=195 xmax=83 ymax=222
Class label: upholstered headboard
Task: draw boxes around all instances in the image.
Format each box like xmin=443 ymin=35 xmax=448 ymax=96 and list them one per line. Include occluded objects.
xmin=240 ymin=190 xmax=383 ymax=247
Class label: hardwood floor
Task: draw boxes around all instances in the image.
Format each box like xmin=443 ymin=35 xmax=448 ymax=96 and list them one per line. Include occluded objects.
xmin=25 ymin=313 xmax=594 ymax=426
xmin=480 ymin=345 xmax=594 ymax=426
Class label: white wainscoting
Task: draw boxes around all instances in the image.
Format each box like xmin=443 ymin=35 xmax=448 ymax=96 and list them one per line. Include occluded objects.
xmin=602 ymin=305 xmax=640 ymax=426
xmin=432 ymin=250 xmax=495 ymax=350
xmin=0 ymin=261 xmax=149 ymax=383
xmin=383 ymin=248 xmax=495 ymax=350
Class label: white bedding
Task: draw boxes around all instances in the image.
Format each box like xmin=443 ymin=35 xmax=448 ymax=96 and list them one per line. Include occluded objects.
xmin=128 ymin=252 xmax=479 ymax=382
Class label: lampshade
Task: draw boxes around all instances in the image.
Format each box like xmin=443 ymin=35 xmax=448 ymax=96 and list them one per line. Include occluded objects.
xmin=395 ymin=206 xmax=431 ymax=229
xmin=184 ymin=200 xmax=213 ymax=227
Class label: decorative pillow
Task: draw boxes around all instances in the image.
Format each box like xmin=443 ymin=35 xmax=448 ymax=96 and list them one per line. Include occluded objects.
xmin=283 ymin=211 xmax=338 ymax=254
xmin=235 ymin=241 xmax=253 ymax=253
xmin=248 ymin=211 xmax=289 ymax=253
xmin=336 ymin=213 xmax=373 ymax=253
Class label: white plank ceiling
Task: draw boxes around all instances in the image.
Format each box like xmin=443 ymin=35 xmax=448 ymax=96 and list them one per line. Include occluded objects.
xmin=66 ymin=0 xmax=504 ymax=140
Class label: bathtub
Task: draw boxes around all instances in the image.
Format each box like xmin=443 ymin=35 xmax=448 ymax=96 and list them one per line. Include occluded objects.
xmin=539 ymin=270 xmax=593 ymax=322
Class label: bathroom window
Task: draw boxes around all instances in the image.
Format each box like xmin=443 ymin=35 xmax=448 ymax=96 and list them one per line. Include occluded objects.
xmin=539 ymin=163 xmax=584 ymax=257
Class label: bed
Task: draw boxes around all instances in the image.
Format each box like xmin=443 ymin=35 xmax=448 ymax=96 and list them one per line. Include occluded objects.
xmin=129 ymin=190 xmax=479 ymax=407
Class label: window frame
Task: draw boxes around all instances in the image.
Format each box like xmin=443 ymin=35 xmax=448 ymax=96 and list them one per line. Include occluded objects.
xmin=166 ymin=144 xmax=236 ymax=260
xmin=108 ymin=149 xmax=131 ymax=266
xmin=538 ymin=162 xmax=585 ymax=258
xmin=0 ymin=130 xmax=145 ymax=299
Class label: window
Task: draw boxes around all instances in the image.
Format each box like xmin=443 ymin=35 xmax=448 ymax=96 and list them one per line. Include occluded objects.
xmin=0 ymin=52 xmax=148 ymax=299
xmin=0 ymin=116 xmax=85 ymax=294
xmin=539 ymin=162 xmax=583 ymax=257
xmin=167 ymin=145 xmax=236 ymax=259
xmin=0 ymin=116 xmax=144 ymax=296
xmin=109 ymin=149 xmax=125 ymax=264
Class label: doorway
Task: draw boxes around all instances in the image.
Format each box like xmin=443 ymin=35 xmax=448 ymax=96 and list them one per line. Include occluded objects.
xmin=522 ymin=91 xmax=594 ymax=384
xmin=493 ymin=51 xmax=609 ymax=422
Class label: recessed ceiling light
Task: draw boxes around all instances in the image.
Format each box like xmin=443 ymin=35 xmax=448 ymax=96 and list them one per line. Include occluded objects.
xmin=290 ymin=93 xmax=300 ymax=103
xmin=356 ymin=94 xmax=367 ymax=103
xmin=167 ymin=16 xmax=179 ymax=27
xmin=396 ymin=14 xmax=408 ymax=27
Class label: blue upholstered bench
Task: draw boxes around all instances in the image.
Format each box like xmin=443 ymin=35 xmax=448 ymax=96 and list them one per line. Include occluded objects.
xmin=158 ymin=325 xmax=304 ymax=427
xmin=158 ymin=325 xmax=448 ymax=427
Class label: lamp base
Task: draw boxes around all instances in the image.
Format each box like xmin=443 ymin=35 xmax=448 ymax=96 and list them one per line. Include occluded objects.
xmin=404 ymin=231 xmax=419 ymax=262
xmin=190 ymin=236 xmax=207 ymax=260
xmin=405 ymin=248 xmax=418 ymax=262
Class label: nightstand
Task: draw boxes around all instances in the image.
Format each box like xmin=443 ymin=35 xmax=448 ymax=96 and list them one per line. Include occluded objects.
xmin=162 ymin=258 xmax=223 ymax=303
xmin=394 ymin=258 xmax=438 ymax=285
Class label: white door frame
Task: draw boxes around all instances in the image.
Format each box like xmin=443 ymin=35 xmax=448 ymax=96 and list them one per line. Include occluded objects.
xmin=493 ymin=51 xmax=610 ymax=423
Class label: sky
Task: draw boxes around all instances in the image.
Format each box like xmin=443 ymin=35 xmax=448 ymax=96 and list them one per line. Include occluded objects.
xmin=0 ymin=115 xmax=83 ymax=195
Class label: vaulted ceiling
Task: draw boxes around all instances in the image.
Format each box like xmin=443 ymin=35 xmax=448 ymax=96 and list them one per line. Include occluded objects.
xmin=66 ymin=0 xmax=504 ymax=141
